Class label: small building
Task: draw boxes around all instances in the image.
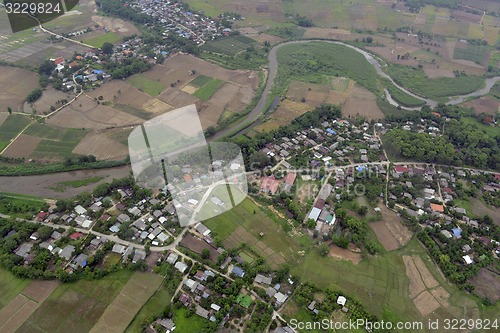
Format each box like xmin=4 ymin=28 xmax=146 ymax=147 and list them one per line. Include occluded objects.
xmin=175 ymin=261 xmax=188 ymax=273
xmin=463 ymin=255 xmax=473 ymax=265
xmin=254 ymin=274 xmax=272 ymax=285
xmin=232 ymin=266 xmax=245 ymax=277
xmin=337 ymin=295 xmax=347 ymax=306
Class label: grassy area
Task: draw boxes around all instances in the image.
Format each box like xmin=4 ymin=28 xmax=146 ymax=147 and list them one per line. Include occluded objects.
xmin=382 ymin=79 xmax=426 ymax=107
xmin=201 ymin=35 xmax=257 ymax=56
xmin=0 ymin=114 xmax=31 ymax=144
xmin=50 ymin=176 xmax=104 ymax=192
xmin=173 ymin=307 xmax=208 ymax=333
xmin=85 ymin=32 xmax=121 ymax=48
xmin=193 ymin=78 xmax=224 ymax=100
xmin=453 ymin=44 xmax=489 ymax=65
xmin=125 ymin=286 xmax=171 ymax=333
xmin=189 ymin=75 xmax=213 ymax=87
xmin=291 ymin=237 xmax=495 ymax=329
xmin=31 ymin=128 xmax=88 ymax=160
xmin=0 ymin=268 xmax=31 ymax=311
xmin=386 ymin=64 xmax=485 ymax=99
xmin=127 ymin=74 xmax=166 ymax=96
xmin=276 ymin=42 xmax=379 ymax=95
xmin=460 ymin=117 xmax=499 ymax=137
xmin=0 ymin=194 xmax=47 ymax=218
xmin=18 ymin=270 xmax=133 ymax=333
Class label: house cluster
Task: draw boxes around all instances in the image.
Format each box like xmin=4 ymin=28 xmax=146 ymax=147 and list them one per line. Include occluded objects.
xmin=260 ymin=118 xmax=386 ymax=171
xmin=259 ymin=171 xmax=297 ymax=195
xmin=10 ymin=224 xmax=111 ymax=275
xmin=307 ymin=183 xmax=337 ymax=233
xmin=130 ymin=0 xmax=224 ymax=44
xmin=389 ymin=164 xmax=500 ymax=266
xmin=308 ymin=294 xmax=349 ymax=315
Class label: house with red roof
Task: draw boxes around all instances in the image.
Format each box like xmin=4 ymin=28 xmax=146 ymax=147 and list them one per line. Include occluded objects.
xmin=37 ymin=211 xmax=49 ymax=222
xmin=53 ymin=57 xmax=64 ymax=65
xmin=430 ymin=203 xmax=444 ymax=213
xmin=260 ymin=176 xmax=280 ymax=195
xmin=69 ymin=232 xmax=84 ymax=240
xmin=394 ymin=165 xmax=409 ymax=174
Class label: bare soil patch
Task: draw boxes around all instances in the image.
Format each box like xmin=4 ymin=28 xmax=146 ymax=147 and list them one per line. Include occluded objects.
xmin=469 ymin=267 xmax=500 ymax=303
xmin=413 ymin=290 xmax=440 ymax=317
xmin=0 ymin=113 xmax=8 ymax=127
xmin=72 ymin=132 xmax=128 ymax=160
xmin=255 ymin=99 xmax=312 ymax=132
xmin=87 ymin=80 xmax=152 ymax=110
xmin=2 ymin=134 xmax=41 ymax=158
xmin=303 ymin=28 xmax=352 ymax=40
xmin=32 ymin=88 xmax=70 ymax=115
xmin=91 ymin=16 xmax=141 ymax=36
xmin=342 ymin=86 xmax=384 ymax=120
xmin=412 ymin=255 xmax=439 ymax=289
xmin=423 ymin=64 xmax=456 ymax=78
xmin=246 ymin=33 xmax=284 ymax=45
xmin=370 ymin=205 xmax=412 ymax=251
xmin=462 ymin=96 xmax=500 ymax=115
xmin=181 ymin=84 xmax=198 ymax=94
xmin=21 ymin=279 xmax=59 ymax=303
xmin=0 ymin=66 xmax=40 ymax=112
xmin=328 ymin=245 xmax=362 ymax=264
xmin=403 ymin=255 xmax=427 ymax=298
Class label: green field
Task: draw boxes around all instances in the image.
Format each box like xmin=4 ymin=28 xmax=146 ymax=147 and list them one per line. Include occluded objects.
xmin=0 ymin=115 xmax=31 ymax=146
xmin=125 ymin=286 xmax=171 ymax=333
xmin=193 ymin=78 xmax=224 ymax=100
xmin=387 ymin=64 xmax=485 ymax=99
xmin=202 ymin=35 xmax=257 ymax=56
xmin=0 ymin=269 xmax=31 ymax=311
xmin=0 ymin=194 xmax=47 ymax=218
xmin=453 ymin=44 xmax=489 ymax=65
xmin=460 ymin=117 xmax=499 ymax=137
xmin=383 ymin=79 xmax=426 ymax=107
xmin=291 ymin=238 xmax=497 ymax=330
xmin=276 ymin=42 xmax=379 ymax=95
xmin=189 ymin=75 xmax=213 ymax=87
xmin=85 ymin=32 xmax=121 ymax=48
xmin=17 ymin=270 xmax=133 ymax=333
xmin=204 ymin=198 xmax=312 ymax=266
xmin=173 ymin=307 xmax=209 ymax=333
xmin=28 ymin=126 xmax=88 ymax=160
xmin=127 ymin=74 xmax=166 ymax=96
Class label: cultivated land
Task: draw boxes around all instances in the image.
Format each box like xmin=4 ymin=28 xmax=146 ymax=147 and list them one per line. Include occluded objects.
xmin=369 ymin=205 xmax=412 ymax=251
xmin=291 ymin=238 xmax=496 ymax=332
xmin=17 ymin=270 xmax=133 ymax=333
xmin=89 ymin=272 xmax=163 ymax=333
xmin=204 ymin=198 xmax=311 ymax=268
xmin=0 ymin=66 xmax=39 ymax=112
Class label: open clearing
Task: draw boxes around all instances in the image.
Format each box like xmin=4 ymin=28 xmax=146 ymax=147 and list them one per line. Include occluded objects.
xmin=0 ymin=66 xmax=39 ymax=112
xmin=72 ymin=132 xmax=129 ymax=161
xmin=462 ymin=96 xmax=500 ymax=115
xmin=328 ymin=245 xmax=362 ymax=264
xmin=0 ymin=269 xmax=30 ymax=311
xmin=2 ymin=134 xmax=42 ymax=158
xmin=402 ymin=255 xmax=449 ymax=317
xmin=89 ymin=272 xmax=162 ymax=333
xmin=369 ymin=205 xmax=412 ymax=251
xmin=255 ymin=99 xmax=312 ymax=132
xmin=469 ymin=267 xmax=500 ymax=304
xmin=0 ymin=279 xmax=59 ymax=333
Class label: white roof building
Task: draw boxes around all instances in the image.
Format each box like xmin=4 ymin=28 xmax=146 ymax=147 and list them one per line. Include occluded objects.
xmin=337 ymin=295 xmax=347 ymax=306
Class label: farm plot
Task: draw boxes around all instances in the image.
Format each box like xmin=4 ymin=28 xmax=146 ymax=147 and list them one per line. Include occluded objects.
xmin=469 ymin=267 xmax=500 ymax=304
xmin=197 ymin=82 xmax=240 ymax=128
xmin=1 ymin=134 xmax=42 ymax=158
xmin=72 ymin=132 xmax=128 ymax=160
xmin=202 ymin=35 xmax=257 ymax=56
xmin=31 ymin=88 xmax=70 ymax=115
xmin=193 ymin=77 xmax=224 ymax=101
xmin=0 ymin=66 xmax=40 ymax=112
xmin=402 ymin=255 xmax=449 ymax=317
xmin=349 ymin=3 xmax=377 ymax=31
xmin=0 ymin=279 xmax=59 ymax=333
xmin=204 ymin=198 xmax=307 ymax=268
xmin=369 ymin=205 xmax=412 ymax=251
xmin=17 ymin=270 xmax=133 ymax=333
xmin=342 ymin=86 xmax=385 ymax=120
xmin=453 ymin=42 xmax=489 ymax=66
xmin=0 ymin=269 xmax=30 ymax=311
xmin=462 ymin=96 xmax=500 ymax=115
xmin=89 ymin=272 xmax=162 ymax=333
xmin=126 ymin=74 xmax=166 ymax=96
xmin=84 ymin=32 xmax=121 ymax=48
xmin=328 ymin=245 xmax=362 ymax=264
xmin=0 ymin=114 xmax=32 ymax=152
xmin=254 ymin=99 xmax=312 ymax=133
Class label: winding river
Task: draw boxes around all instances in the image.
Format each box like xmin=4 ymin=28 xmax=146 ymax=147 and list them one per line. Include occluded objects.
xmin=1 ymin=40 xmax=499 ymax=195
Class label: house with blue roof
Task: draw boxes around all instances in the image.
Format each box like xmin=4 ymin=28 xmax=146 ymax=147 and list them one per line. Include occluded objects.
xmin=231 ymin=266 xmax=245 ymax=277
xmin=452 ymin=228 xmax=462 ymax=239
xmin=327 ymin=128 xmax=337 ymax=135
xmin=93 ymin=69 xmax=104 ymax=75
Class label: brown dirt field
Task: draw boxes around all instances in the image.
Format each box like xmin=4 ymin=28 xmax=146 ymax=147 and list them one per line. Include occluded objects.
xmin=72 ymin=132 xmax=128 ymax=160
xmin=342 ymin=86 xmax=385 ymax=120
xmin=158 ymin=88 xmax=199 ymax=108
xmin=227 ymin=85 xmax=255 ymax=112
xmin=484 ymin=26 xmax=500 ymax=46
xmin=296 ymin=183 xmax=319 ymax=203
xmin=370 ymin=221 xmax=400 ymax=251
xmin=412 ymin=256 xmax=439 ymax=289
xmin=89 ymin=272 xmax=162 ymax=333
xmin=469 ymin=267 xmax=500 ymax=303
xmin=0 ymin=113 xmax=8 ymax=126
xmin=246 ymin=33 xmax=284 ymax=45
xmin=180 ymin=233 xmax=219 ymax=262
xmin=303 ymin=28 xmax=352 ymax=40
xmin=328 ymin=245 xmax=362 ymax=264
xmin=423 ymin=64 xmax=455 ymax=78
xmin=432 ymin=287 xmax=450 ymax=308
xmin=0 ymin=66 xmax=40 ymax=112
xmin=367 ymin=45 xmax=420 ymax=67
xmin=32 ymin=88 xmax=70 ymax=115
xmin=255 ymin=99 xmax=312 ymax=132
xmin=350 ymin=4 xmax=378 ymax=31
xmin=198 ymin=82 xmax=241 ymax=128
xmin=415 ymin=13 xmax=427 ymax=25
xmin=141 ymin=98 xmax=173 ymax=114
xmin=413 ymin=290 xmax=441 ymax=317
xmin=87 ymin=80 xmax=152 ymax=110
xmin=91 ymin=16 xmax=141 ymax=36
xmin=462 ymin=96 xmax=500 ymax=115
xmin=2 ymin=134 xmax=41 ymax=158
xmin=403 ymin=255 xmax=427 ymax=298
xmin=21 ymin=280 xmax=59 ymax=303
